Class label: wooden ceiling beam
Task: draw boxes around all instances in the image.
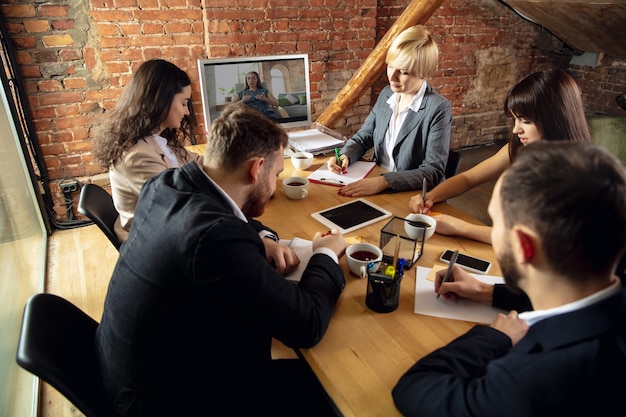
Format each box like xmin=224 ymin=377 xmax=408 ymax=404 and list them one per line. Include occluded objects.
xmin=316 ymin=0 xmax=445 ymax=129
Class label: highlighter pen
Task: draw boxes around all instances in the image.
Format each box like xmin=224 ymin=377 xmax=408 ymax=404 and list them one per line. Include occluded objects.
xmin=437 ymin=249 xmax=458 ymax=299
xmin=334 ymin=147 xmax=346 ymax=174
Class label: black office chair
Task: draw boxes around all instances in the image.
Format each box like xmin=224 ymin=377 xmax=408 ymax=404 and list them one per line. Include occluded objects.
xmin=445 ymin=149 xmax=462 ymax=179
xmin=78 ymin=183 xmax=122 ymax=250
xmin=16 ymin=293 xmax=111 ymax=417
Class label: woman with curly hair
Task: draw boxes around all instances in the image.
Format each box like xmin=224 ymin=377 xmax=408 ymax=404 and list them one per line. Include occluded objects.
xmin=92 ymin=59 xmax=203 ymax=243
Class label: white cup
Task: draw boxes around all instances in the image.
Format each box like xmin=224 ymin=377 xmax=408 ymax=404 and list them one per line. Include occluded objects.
xmin=404 ymin=213 xmax=437 ymax=241
xmin=346 ymin=243 xmax=383 ymax=277
xmin=282 ymin=177 xmax=309 ymax=200
xmin=291 ymin=151 xmax=314 ymax=170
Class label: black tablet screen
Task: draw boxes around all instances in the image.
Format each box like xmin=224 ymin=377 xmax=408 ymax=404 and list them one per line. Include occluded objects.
xmin=318 ymin=200 xmax=386 ymax=230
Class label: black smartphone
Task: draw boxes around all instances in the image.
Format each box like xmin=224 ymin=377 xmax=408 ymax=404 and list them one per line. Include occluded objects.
xmin=439 ymin=249 xmax=492 ymax=274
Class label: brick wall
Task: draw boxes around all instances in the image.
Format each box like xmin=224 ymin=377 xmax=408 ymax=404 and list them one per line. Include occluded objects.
xmin=1 ymin=0 xmax=625 ymax=224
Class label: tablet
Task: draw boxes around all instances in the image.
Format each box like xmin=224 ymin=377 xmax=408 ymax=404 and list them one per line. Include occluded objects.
xmin=311 ymin=198 xmax=392 ymax=234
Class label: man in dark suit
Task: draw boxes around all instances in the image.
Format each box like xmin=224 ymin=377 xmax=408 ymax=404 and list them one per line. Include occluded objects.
xmin=393 ymin=141 xmax=626 ymax=417
xmin=96 ymin=103 xmax=345 ymax=416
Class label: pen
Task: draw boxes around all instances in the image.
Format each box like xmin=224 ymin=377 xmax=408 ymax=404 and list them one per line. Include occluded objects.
xmin=322 ymin=230 xmax=332 ymax=237
xmin=320 ymin=177 xmax=344 ymax=184
xmin=334 ymin=147 xmax=346 ymax=174
xmin=392 ymin=236 xmax=401 ymax=280
xmin=437 ymin=249 xmax=458 ymax=299
xmin=422 ymin=177 xmax=427 ymax=205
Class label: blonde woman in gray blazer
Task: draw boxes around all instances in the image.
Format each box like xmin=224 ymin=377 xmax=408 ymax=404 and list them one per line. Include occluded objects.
xmin=328 ymin=26 xmax=452 ymax=196
xmin=93 ymin=59 xmax=202 ymax=243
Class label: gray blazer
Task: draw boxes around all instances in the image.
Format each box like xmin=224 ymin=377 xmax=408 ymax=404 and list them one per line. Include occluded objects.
xmin=341 ymin=84 xmax=452 ymax=192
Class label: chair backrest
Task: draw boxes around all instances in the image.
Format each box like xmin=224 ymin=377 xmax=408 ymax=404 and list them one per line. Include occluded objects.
xmin=16 ymin=293 xmax=111 ymax=417
xmin=445 ymin=149 xmax=462 ymax=179
xmin=78 ymin=183 xmax=122 ymax=250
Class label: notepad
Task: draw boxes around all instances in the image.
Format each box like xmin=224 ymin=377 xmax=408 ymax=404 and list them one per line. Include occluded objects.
xmin=414 ymin=266 xmax=506 ymax=324
xmin=279 ymin=238 xmax=312 ymax=282
xmin=307 ymin=160 xmax=376 ymax=187
xmin=279 ymin=236 xmax=363 ymax=282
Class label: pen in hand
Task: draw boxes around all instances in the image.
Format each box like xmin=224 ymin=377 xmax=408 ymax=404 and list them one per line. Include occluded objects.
xmin=334 ymin=147 xmax=346 ymax=174
xmin=437 ymin=250 xmax=458 ymax=299
xmin=422 ymin=177 xmax=427 ymax=210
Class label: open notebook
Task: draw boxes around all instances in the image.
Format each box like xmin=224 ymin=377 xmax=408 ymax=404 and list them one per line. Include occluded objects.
xmin=307 ymin=160 xmax=376 ymax=186
xmin=279 ymin=238 xmax=312 ymax=282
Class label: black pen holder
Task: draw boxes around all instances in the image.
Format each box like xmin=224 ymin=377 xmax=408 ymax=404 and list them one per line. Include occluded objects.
xmin=365 ymin=266 xmax=403 ymax=313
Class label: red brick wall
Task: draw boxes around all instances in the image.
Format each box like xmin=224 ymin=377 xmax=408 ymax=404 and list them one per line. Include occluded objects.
xmin=1 ymin=0 xmax=625 ymax=223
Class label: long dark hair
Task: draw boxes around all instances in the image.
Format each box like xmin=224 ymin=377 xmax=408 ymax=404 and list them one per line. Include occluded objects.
xmin=244 ymin=71 xmax=263 ymax=90
xmin=505 ymin=68 xmax=591 ymax=161
xmin=92 ymin=59 xmax=195 ymax=168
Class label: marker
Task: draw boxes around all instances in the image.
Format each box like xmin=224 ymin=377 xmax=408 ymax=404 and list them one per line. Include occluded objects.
xmin=437 ymin=250 xmax=458 ymax=299
xmin=334 ymin=147 xmax=346 ymax=174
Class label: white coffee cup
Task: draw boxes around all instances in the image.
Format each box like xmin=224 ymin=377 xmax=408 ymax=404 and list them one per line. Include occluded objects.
xmin=346 ymin=243 xmax=383 ymax=277
xmin=291 ymin=151 xmax=314 ymax=170
xmin=404 ymin=213 xmax=437 ymax=241
xmin=282 ymin=177 xmax=309 ymax=200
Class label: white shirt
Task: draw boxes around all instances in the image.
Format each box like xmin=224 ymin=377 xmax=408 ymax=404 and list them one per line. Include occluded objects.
xmin=148 ymin=133 xmax=179 ymax=168
xmin=198 ymin=166 xmax=338 ymax=263
xmin=380 ymin=81 xmax=427 ymax=172
xmin=519 ymin=279 xmax=622 ymax=326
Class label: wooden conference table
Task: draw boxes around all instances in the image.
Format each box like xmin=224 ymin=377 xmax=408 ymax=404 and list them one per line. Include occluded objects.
xmin=188 ymin=145 xmax=501 ymax=417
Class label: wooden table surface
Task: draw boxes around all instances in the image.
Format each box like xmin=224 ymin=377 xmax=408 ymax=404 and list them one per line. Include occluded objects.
xmin=189 ymin=145 xmax=501 ymax=417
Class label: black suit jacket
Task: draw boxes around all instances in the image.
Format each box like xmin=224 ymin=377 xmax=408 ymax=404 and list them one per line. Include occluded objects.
xmin=392 ymin=287 xmax=626 ymax=417
xmin=96 ymin=161 xmax=345 ymax=416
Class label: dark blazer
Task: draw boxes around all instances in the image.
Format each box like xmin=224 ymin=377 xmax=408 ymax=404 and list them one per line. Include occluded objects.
xmin=96 ymin=161 xmax=345 ymax=416
xmin=341 ymin=84 xmax=452 ymax=192
xmin=392 ymin=287 xmax=626 ymax=417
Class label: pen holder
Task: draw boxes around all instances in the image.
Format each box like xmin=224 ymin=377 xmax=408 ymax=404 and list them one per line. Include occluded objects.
xmin=379 ymin=216 xmax=426 ymax=269
xmin=365 ymin=266 xmax=402 ymax=313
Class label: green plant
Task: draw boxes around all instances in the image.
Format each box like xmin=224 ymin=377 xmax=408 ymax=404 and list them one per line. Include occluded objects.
xmin=218 ymin=85 xmax=236 ymax=96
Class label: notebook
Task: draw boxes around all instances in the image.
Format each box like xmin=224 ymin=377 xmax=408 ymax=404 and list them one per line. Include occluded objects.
xmin=307 ymin=160 xmax=376 ymax=186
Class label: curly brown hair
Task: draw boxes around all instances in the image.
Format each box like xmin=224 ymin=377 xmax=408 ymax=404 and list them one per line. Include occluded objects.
xmin=92 ymin=59 xmax=196 ymax=168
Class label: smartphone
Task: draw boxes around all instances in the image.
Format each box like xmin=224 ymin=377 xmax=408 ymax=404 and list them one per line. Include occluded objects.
xmin=439 ymin=249 xmax=492 ymax=275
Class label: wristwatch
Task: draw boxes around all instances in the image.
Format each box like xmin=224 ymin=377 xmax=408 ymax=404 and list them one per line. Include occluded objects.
xmin=259 ymin=230 xmax=279 ymax=242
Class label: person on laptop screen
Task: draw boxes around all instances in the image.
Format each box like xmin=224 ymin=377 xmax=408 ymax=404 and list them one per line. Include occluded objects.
xmin=232 ymin=70 xmax=280 ymax=120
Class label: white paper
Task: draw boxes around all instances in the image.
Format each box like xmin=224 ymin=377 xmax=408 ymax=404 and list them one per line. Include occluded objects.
xmin=307 ymin=160 xmax=376 ymax=186
xmin=288 ymin=129 xmax=344 ymax=154
xmin=279 ymin=238 xmax=313 ymax=282
xmin=414 ymin=266 xmax=507 ymax=324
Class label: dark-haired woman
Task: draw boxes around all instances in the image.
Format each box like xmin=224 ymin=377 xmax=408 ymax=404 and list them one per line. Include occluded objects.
xmin=408 ymin=67 xmax=592 ymax=244
xmin=92 ymin=59 xmax=203 ymax=242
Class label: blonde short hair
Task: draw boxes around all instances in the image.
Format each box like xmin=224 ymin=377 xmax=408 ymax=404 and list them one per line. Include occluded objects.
xmin=385 ymin=26 xmax=439 ymax=79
